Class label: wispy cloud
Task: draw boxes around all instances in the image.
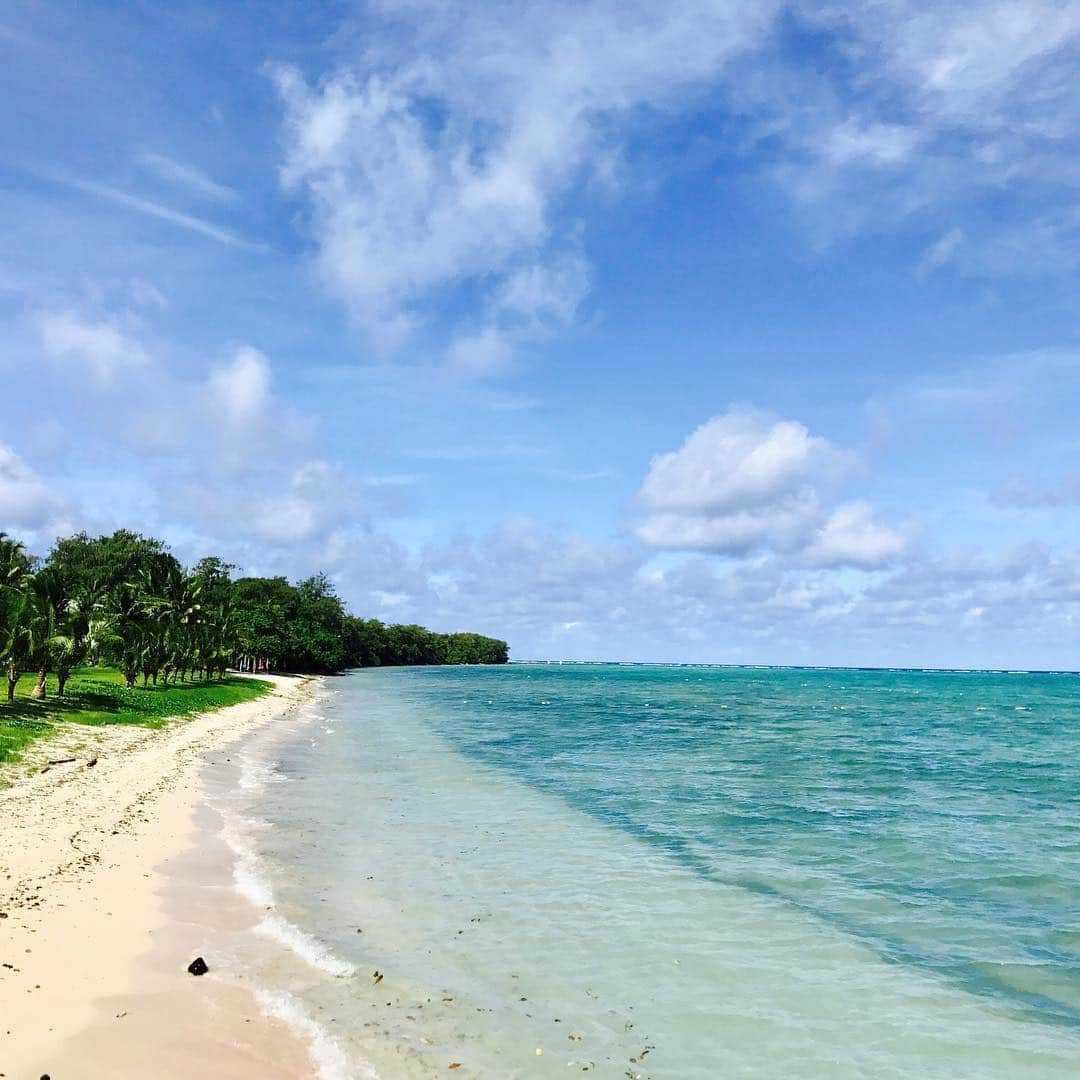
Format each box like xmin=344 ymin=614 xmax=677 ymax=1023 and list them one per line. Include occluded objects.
xmin=272 ymin=1 xmax=776 ymax=360
xmin=271 ymin=0 xmax=1080 ymax=369
xmin=991 ymin=473 xmax=1080 ymax=509
xmin=137 ymin=151 xmax=238 ymax=203
xmin=63 ymin=177 xmax=257 ymax=250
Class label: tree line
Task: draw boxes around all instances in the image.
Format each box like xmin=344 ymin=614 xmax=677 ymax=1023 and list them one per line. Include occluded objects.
xmin=0 ymin=529 xmax=508 ymax=701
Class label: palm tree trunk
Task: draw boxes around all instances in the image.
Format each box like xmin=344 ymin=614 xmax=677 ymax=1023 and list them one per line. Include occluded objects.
xmin=31 ymin=668 xmax=47 ymax=699
xmin=57 ymin=669 xmax=68 ymax=696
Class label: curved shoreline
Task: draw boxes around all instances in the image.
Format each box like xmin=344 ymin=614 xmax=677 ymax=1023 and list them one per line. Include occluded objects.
xmin=0 ymin=673 xmax=324 ymax=1078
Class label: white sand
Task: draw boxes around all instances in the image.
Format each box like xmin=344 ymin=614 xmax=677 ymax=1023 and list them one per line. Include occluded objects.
xmin=0 ymin=674 xmax=321 ymax=1079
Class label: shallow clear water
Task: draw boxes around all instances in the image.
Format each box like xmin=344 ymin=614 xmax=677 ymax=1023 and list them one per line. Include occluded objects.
xmin=230 ymin=664 xmax=1080 ymax=1078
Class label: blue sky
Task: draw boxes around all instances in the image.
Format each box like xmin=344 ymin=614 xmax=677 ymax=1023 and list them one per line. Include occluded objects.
xmin=5 ymin=1 xmax=1080 ymax=667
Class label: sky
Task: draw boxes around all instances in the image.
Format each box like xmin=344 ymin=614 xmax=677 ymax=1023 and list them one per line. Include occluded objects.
xmin=4 ymin=1 xmax=1080 ymax=668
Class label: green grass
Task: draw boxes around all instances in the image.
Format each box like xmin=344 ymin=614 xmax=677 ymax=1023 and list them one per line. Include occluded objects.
xmin=0 ymin=666 xmax=272 ymax=766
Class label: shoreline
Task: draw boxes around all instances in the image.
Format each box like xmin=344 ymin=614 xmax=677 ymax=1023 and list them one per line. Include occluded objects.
xmin=0 ymin=673 xmax=323 ymax=1079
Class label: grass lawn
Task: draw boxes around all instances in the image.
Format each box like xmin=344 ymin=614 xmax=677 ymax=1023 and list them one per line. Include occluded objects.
xmin=0 ymin=666 xmax=272 ymax=766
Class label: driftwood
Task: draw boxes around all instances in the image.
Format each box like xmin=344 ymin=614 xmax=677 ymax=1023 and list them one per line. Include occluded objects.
xmin=41 ymin=755 xmax=93 ymax=774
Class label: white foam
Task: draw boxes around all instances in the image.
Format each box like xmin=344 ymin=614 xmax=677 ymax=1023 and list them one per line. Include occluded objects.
xmin=256 ymin=988 xmax=376 ymax=1080
xmin=220 ymin=811 xmax=276 ymax=908
xmin=234 ymin=857 xmax=275 ymax=908
xmin=239 ymin=753 xmax=287 ymax=791
xmin=256 ymin=913 xmax=357 ymax=977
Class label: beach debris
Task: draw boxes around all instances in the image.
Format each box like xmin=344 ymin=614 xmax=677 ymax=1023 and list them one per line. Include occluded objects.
xmin=448 ymin=1064 xmax=462 ymax=1070
xmin=373 ymin=970 xmax=384 ymax=984
xmin=187 ymin=956 xmax=209 ymax=976
xmin=115 ymin=1010 xmax=128 ymax=1019
xmin=86 ymin=757 xmax=98 ymax=768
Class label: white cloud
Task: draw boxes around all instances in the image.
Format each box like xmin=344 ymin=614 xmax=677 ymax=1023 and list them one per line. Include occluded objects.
xmin=636 ymin=409 xmax=904 ymax=568
xmin=822 ymin=2 xmax=1080 ymax=127
xmin=30 ymin=311 xmax=353 ymax=555
xmin=764 ymin=3 xmax=1080 ymax=260
xmin=822 ymin=119 xmax=922 ymax=170
xmin=803 ymin=501 xmax=908 ymax=569
xmin=39 ymin=310 xmax=149 ymax=386
xmin=37 ymin=314 xmax=307 ymax=472
xmin=137 ymin=152 xmax=237 ymax=203
xmin=173 ymin=460 xmax=357 ymax=547
xmin=916 ymin=227 xmax=964 ymax=277
xmin=201 ymin=346 xmax=278 ymax=466
xmin=273 ymin=1 xmax=777 ymax=357
xmin=445 ymin=327 xmax=514 ymax=376
xmin=0 ymin=443 xmax=72 ymax=537
xmin=268 ymin=0 xmax=1080 ymax=360
xmin=64 ymin=177 xmax=255 ymax=250
xmin=639 ymin=410 xmax=852 ymax=516
xmin=991 ymin=473 xmax=1080 ymax=508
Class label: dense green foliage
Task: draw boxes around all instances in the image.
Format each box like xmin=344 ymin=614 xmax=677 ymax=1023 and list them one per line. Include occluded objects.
xmin=231 ymin=572 xmax=509 ymax=672
xmin=0 ymin=665 xmax=270 ymax=765
xmin=0 ymin=529 xmax=508 ymax=701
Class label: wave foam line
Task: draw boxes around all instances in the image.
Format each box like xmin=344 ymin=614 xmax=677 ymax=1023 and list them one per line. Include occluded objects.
xmin=239 ymin=752 xmax=288 ymax=791
xmin=256 ymin=913 xmax=357 ymax=977
xmin=220 ymin=811 xmax=276 ymax=908
xmin=256 ymin=988 xmax=377 ymax=1080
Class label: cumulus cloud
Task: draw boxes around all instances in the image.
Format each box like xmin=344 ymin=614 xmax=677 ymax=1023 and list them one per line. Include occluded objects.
xmin=636 ymin=410 xmax=904 ymax=568
xmin=803 ymin=501 xmax=910 ymax=569
xmin=413 ymin=520 xmax=1080 ymax=666
xmin=30 ymin=310 xmax=359 ymax=559
xmin=39 ymin=310 xmax=149 ymax=386
xmin=37 ymin=314 xmax=309 ymax=472
xmin=0 ymin=443 xmax=73 ymax=539
xmin=170 ymin=460 xmax=358 ymax=547
xmin=861 ymin=542 xmax=1080 ymax=645
xmin=639 ymin=411 xmax=853 ymax=518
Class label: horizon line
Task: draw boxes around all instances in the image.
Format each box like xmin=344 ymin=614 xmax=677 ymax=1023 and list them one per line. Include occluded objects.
xmin=506 ymin=660 xmax=1080 ymax=676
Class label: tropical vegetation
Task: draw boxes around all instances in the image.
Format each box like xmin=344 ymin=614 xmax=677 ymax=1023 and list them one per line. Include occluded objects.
xmin=0 ymin=529 xmax=509 ymax=701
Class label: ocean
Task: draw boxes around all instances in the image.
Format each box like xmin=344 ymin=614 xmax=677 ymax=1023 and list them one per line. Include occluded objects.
xmin=211 ymin=663 xmax=1080 ymax=1077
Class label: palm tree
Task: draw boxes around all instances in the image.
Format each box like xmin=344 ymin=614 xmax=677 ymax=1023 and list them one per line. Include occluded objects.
xmin=24 ymin=570 xmax=61 ymax=699
xmin=149 ymin=559 xmax=202 ymax=685
xmin=52 ymin=589 xmax=93 ymax=697
xmin=104 ymin=579 xmax=150 ymax=689
xmin=0 ymin=534 xmax=32 ymax=702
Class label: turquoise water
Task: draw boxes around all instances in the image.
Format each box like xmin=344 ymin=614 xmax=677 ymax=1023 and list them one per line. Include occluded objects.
xmin=228 ymin=664 xmax=1080 ymax=1077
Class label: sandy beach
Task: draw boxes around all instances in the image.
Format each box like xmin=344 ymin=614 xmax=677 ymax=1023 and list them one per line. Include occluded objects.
xmin=0 ymin=674 xmax=322 ymax=1080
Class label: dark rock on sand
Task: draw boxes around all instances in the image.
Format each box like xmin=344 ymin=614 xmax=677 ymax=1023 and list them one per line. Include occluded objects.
xmin=187 ymin=956 xmax=209 ymax=976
